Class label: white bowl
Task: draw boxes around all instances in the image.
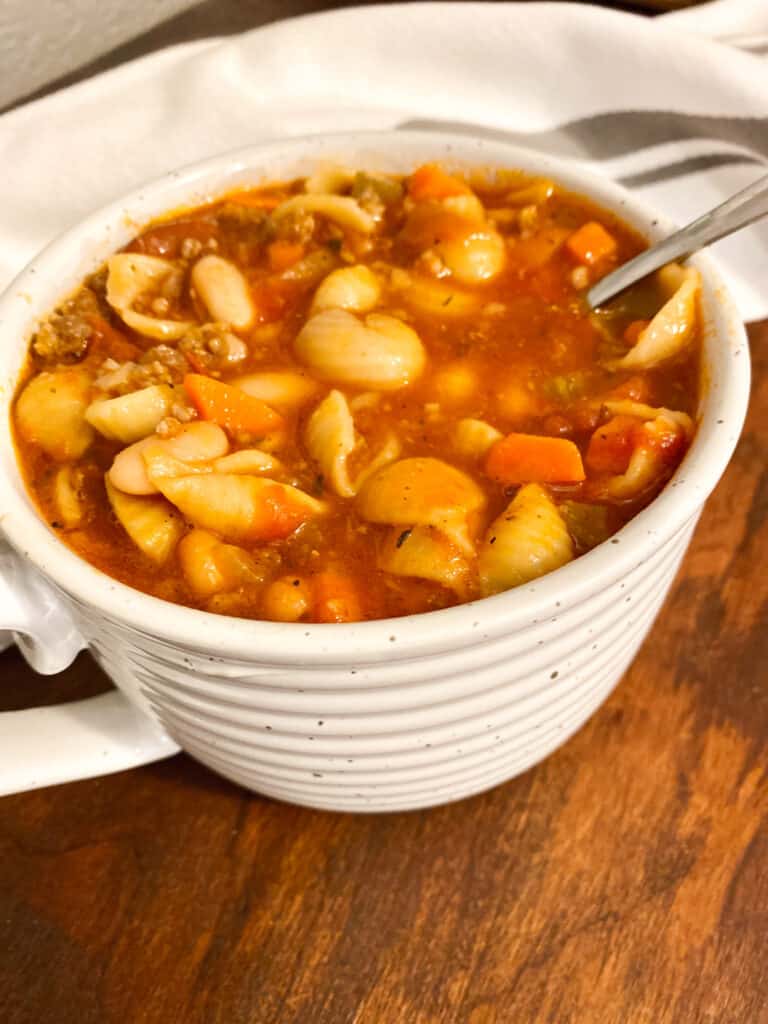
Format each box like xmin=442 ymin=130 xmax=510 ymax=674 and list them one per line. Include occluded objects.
xmin=0 ymin=131 xmax=750 ymax=810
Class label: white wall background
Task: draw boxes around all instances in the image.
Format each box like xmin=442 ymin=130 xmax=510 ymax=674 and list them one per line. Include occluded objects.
xmin=0 ymin=0 xmax=200 ymax=108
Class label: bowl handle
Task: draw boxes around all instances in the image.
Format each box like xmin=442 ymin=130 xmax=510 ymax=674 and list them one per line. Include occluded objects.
xmin=0 ymin=541 xmax=179 ymax=795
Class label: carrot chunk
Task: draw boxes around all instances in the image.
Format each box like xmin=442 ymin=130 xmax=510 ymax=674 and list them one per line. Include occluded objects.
xmin=312 ymin=571 xmax=362 ymax=623
xmin=267 ymin=241 xmax=305 ymax=272
xmin=485 ymin=433 xmax=586 ymax=485
xmin=408 ymin=163 xmax=471 ymax=201
xmin=184 ymin=374 xmax=283 ymax=436
xmin=566 ymin=221 xmax=618 ymax=266
xmin=585 ymin=416 xmax=640 ymax=474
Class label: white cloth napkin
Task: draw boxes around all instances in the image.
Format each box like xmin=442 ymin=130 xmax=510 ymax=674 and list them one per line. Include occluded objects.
xmin=1 ymin=1 xmax=766 ymax=319
xmin=662 ymin=0 xmax=768 ymax=46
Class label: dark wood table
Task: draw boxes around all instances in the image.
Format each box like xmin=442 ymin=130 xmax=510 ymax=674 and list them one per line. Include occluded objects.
xmin=2 ymin=321 xmax=766 ymax=1021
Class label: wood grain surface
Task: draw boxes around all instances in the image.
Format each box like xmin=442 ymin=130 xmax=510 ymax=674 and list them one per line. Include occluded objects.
xmin=1 ymin=321 xmax=766 ymax=1023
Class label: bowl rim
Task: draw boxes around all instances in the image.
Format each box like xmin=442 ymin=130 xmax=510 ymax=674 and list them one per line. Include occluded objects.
xmin=0 ymin=129 xmax=751 ymax=664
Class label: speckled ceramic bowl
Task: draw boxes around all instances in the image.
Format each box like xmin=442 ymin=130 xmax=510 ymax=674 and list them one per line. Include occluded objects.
xmin=0 ymin=132 xmax=750 ymax=810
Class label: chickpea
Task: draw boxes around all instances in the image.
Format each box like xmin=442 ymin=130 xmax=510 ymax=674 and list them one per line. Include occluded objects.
xmin=495 ymin=380 xmax=539 ymax=423
xmin=432 ymin=362 xmax=478 ymax=405
xmin=262 ymin=575 xmax=312 ymax=622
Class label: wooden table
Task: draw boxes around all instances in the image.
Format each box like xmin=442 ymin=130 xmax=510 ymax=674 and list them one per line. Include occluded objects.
xmin=1 ymin=320 xmax=766 ymax=1021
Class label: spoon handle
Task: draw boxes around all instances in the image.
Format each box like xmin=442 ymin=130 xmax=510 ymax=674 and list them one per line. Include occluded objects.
xmin=586 ymin=171 xmax=768 ymax=309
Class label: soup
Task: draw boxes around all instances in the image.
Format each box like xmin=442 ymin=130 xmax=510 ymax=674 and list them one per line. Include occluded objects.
xmin=11 ymin=162 xmax=701 ymax=622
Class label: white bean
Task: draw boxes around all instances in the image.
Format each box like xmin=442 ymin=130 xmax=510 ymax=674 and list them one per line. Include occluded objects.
xmin=310 ymin=265 xmax=381 ymax=314
xmin=191 ymin=255 xmax=255 ymax=330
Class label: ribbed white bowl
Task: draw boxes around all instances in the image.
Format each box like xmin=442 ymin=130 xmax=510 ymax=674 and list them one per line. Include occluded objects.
xmin=0 ymin=133 xmax=750 ymax=810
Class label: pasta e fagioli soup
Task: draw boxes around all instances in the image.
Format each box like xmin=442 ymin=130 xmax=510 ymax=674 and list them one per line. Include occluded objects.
xmin=12 ymin=162 xmax=701 ymax=624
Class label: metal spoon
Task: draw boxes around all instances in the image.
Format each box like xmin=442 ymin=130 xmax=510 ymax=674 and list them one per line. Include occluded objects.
xmin=586 ymin=171 xmax=768 ymax=309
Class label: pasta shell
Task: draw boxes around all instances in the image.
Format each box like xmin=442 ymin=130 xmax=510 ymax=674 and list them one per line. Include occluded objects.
xmin=655 ymin=262 xmax=689 ymax=298
xmin=142 ymin=447 xmax=212 ymax=486
xmin=605 ymin=268 xmax=700 ymax=371
xmin=305 ymin=389 xmax=401 ymax=498
xmin=106 ymin=253 xmax=194 ymax=340
xmin=356 ymin=457 xmax=485 ymax=555
xmin=190 ymin=255 xmax=255 ymax=330
xmin=15 ymin=368 xmax=94 ymax=460
xmin=602 ymin=399 xmax=694 ymax=437
xmin=295 ymin=309 xmax=426 ymax=390
xmin=155 ymin=473 xmax=324 ymax=542
xmin=478 ymin=483 xmax=573 ymax=595
xmin=305 ymin=390 xmax=355 ymax=497
xmin=601 ymin=445 xmax=664 ymax=500
xmin=53 ymin=466 xmax=84 ymax=528
xmin=109 ymin=421 xmax=229 ymax=495
xmin=85 ymin=384 xmax=175 ymax=443
xmin=121 ymin=310 xmax=191 ymax=341
xmin=213 ymin=449 xmax=282 ymax=475
xmin=600 ymin=415 xmax=686 ymax=499
xmin=232 ymin=371 xmax=319 ymax=410
xmin=310 ymin=265 xmax=381 ymax=314
xmin=453 ymin=418 xmax=503 ymax=459
xmin=273 ymin=194 xmax=375 ymax=234
xmin=105 ymin=478 xmax=183 ymax=563
xmin=177 ymin=528 xmax=262 ymax=598
xmin=304 ymin=163 xmax=354 ymax=195
xmin=378 ymin=526 xmax=472 ymax=597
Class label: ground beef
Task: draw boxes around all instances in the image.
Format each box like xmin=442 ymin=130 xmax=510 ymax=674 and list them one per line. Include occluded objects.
xmin=31 ymin=288 xmax=102 ymax=364
xmin=94 ymin=343 xmax=190 ymax=393
xmin=178 ymin=324 xmax=247 ymax=373
xmin=273 ymin=210 xmax=316 ymax=245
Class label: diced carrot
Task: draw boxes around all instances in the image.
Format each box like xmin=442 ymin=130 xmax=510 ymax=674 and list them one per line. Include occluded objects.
xmin=225 ymin=190 xmax=286 ymax=209
xmin=623 ymin=320 xmax=650 ymax=346
xmin=312 ymin=571 xmax=362 ymax=623
xmin=585 ymin=416 xmax=640 ymax=474
xmin=565 ymin=221 xmax=618 ymax=266
xmin=267 ymin=240 xmax=305 ymax=272
xmin=485 ymin=433 xmax=586 ymax=485
xmin=255 ymin=483 xmax=318 ymax=541
xmin=86 ymin=314 xmax=141 ymax=362
xmin=184 ymin=373 xmax=283 ymax=436
xmin=408 ymin=163 xmax=471 ymax=201
xmin=609 ymin=375 xmax=652 ymax=402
